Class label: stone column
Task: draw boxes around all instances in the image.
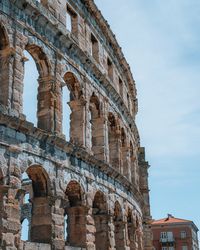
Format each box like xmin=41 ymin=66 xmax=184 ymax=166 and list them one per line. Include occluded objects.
xmin=85 ymin=210 xmax=96 ymax=250
xmin=109 ymin=128 xmax=121 ymax=172
xmin=108 ymin=215 xmax=116 ymax=250
xmin=66 ymin=206 xmax=87 ymax=248
xmin=0 ymin=186 xmax=21 ymax=250
xmin=121 ymin=145 xmax=131 ymax=180
xmin=11 ymin=31 xmax=27 ymax=116
xmin=92 ymin=117 xmax=107 ymax=161
xmin=0 ymin=47 xmax=14 ymax=109
xmin=37 ymin=76 xmax=58 ymax=133
xmin=30 ymin=197 xmax=52 ymax=244
xmin=114 ymin=220 xmax=126 ymax=250
xmin=125 ymin=220 xmax=136 ymax=250
xmin=68 ymin=98 xmax=86 ymax=147
xmin=51 ymin=197 xmax=65 ymax=250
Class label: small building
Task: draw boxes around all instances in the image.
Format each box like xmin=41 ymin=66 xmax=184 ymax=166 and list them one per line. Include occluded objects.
xmin=151 ymin=214 xmax=199 ymax=250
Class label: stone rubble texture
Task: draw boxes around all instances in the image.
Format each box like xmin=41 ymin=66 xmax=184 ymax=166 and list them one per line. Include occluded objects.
xmin=0 ymin=0 xmax=152 ymax=249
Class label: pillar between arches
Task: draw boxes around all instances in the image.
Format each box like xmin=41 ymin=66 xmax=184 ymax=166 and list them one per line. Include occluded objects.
xmin=0 ymin=186 xmax=21 ymax=250
xmin=37 ymin=76 xmax=59 ymax=133
xmin=50 ymin=196 xmax=65 ymax=250
xmin=68 ymin=98 xmax=86 ymax=147
xmin=91 ymin=116 xmax=107 ymax=162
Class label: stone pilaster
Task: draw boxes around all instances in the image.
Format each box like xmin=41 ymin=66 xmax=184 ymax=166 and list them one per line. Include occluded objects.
xmin=51 ymin=197 xmax=65 ymax=250
xmin=11 ymin=31 xmax=27 ymax=116
xmin=91 ymin=117 xmax=107 ymax=161
xmin=138 ymin=147 xmax=152 ymax=250
xmin=37 ymin=76 xmax=57 ymax=133
xmin=109 ymin=128 xmax=121 ymax=172
xmin=0 ymin=186 xmax=21 ymax=250
xmin=108 ymin=215 xmax=115 ymax=250
xmin=85 ymin=211 xmax=96 ymax=250
xmin=30 ymin=197 xmax=52 ymax=244
xmin=0 ymin=46 xmax=14 ymax=109
xmin=69 ymin=98 xmax=86 ymax=147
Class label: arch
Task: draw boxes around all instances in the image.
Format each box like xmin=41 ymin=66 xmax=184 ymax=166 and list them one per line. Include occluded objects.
xmin=63 ymin=71 xmax=82 ymax=101
xmin=65 ymin=180 xmax=86 ymax=247
xmin=63 ymin=71 xmax=85 ymax=145
xmin=22 ymin=165 xmax=52 ymax=244
xmin=65 ymin=180 xmax=83 ymax=207
xmin=0 ymin=23 xmax=10 ymax=106
xmin=92 ymin=191 xmax=109 ymax=250
xmin=23 ymin=44 xmax=53 ymax=131
xmin=26 ymin=165 xmax=50 ymax=197
xmin=108 ymin=113 xmax=120 ymax=171
xmin=25 ymin=44 xmax=51 ymax=78
xmin=113 ymin=201 xmax=126 ymax=250
xmin=23 ymin=50 xmax=38 ymax=126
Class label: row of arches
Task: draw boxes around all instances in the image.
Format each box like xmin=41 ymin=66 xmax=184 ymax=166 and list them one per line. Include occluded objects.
xmin=0 ymin=23 xmax=138 ymax=183
xmin=16 ymin=165 xmax=142 ymax=249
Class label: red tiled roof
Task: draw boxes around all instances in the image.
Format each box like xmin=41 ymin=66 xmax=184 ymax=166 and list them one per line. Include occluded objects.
xmin=152 ymin=216 xmax=191 ymax=225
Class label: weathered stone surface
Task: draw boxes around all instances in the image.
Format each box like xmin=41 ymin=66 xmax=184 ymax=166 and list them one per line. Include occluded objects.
xmin=0 ymin=0 xmax=152 ymax=249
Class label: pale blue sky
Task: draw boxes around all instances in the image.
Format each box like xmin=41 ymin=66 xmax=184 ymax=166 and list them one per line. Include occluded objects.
xmin=94 ymin=0 xmax=200 ymax=232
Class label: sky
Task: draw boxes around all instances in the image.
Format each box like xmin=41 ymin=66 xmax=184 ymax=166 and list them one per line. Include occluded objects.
xmin=94 ymin=0 xmax=200 ymax=232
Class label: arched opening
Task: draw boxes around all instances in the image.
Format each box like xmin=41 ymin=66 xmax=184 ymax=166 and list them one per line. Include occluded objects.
xmin=65 ymin=180 xmax=86 ymax=247
xmin=23 ymin=51 xmax=38 ymax=126
xmin=121 ymin=128 xmax=129 ymax=177
xmin=21 ymin=165 xmax=51 ymax=244
xmin=21 ymin=219 xmax=29 ymax=241
xmin=0 ymin=24 xmax=10 ymax=106
xmin=62 ymin=84 xmax=71 ymax=141
xmin=108 ymin=113 xmax=120 ymax=171
xmin=113 ymin=201 xmax=125 ymax=250
xmin=63 ymin=72 xmax=85 ymax=145
xmin=92 ymin=191 xmax=109 ymax=250
xmin=23 ymin=45 xmax=52 ymax=131
xmin=127 ymin=209 xmax=136 ymax=250
xmin=20 ymin=172 xmax=32 ymax=242
xmin=89 ymin=93 xmax=104 ymax=159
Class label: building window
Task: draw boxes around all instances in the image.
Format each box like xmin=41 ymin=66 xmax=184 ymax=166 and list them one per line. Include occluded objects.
xmin=162 ymin=247 xmax=168 ymax=250
xmin=160 ymin=232 xmax=168 ymax=238
xmin=91 ymin=33 xmax=99 ymax=62
xmin=160 ymin=231 xmax=173 ymax=241
xmin=181 ymin=231 xmax=187 ymax=239
xmin=182 ymin=246 xmax=188 ymax=250
xmin=169 ymin=247 xmax=175 ymax=250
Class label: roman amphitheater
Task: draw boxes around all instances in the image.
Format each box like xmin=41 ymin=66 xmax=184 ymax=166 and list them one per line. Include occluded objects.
xmin=0 ymin=0 xmax=152 ymax=249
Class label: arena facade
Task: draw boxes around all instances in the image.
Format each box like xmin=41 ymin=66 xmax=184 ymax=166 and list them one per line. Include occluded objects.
xmin=0 ymin=0 xmax=152 ymax=249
